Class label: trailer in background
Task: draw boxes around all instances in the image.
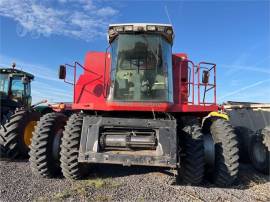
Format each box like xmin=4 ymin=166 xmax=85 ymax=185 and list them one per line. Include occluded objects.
xmin=224 ymin=101 xmax=270 ymax=174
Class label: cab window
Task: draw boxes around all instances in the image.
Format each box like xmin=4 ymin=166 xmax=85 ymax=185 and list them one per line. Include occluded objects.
xmin=11 ymin=77 xmax=24 ymax=98
xmin=0 ymin=74 xmax=9 ymax=94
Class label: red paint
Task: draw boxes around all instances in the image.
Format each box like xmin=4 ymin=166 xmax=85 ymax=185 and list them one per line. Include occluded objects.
xmin=65 ymin=51 xmax=218 ymax=113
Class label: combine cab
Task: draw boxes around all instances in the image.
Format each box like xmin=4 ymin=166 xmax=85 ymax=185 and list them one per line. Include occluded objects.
xmin=30 ymin=23 xmax=239 ymax=186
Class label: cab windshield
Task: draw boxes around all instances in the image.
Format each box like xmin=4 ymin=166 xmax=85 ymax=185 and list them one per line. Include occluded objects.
xmin=108 ymin=34 xmax=173 ymax=102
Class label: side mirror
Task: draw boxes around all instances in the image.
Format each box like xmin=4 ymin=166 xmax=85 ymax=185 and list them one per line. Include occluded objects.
xmin=21 ymin=76 xmax=29 ymax=84
xmin=202 ymin=70 xmax=210 ymax=84
xmin=59 ymin=65 xmax=66 ymax=80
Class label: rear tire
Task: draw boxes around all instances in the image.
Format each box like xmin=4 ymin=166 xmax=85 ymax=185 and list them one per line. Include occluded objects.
xmin=250 ymin=126 xmax=270 ymax=175
xmin=0 ymin=135 xmax=7 ymax=158
xmin=0 ymin=109 xmax=40 ymax=158
xmin=210 ymin=119 xmax=239 ymax=187
xmin=60 ymin=113 xmax=89 ymax=180
xmin=178 ymin=119 xmax=204 ymax=185
xmin=29 ymin=112 xmax=67 ymax=178
xmin=234 ymin=126 xmax=254 ymax=163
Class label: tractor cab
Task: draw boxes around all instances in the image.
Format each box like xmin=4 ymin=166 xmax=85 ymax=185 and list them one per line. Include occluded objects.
xmin=0 ymin=65 xmax=34 ymax=109
xmin=107 ymin=23 xmax=174 ymax=103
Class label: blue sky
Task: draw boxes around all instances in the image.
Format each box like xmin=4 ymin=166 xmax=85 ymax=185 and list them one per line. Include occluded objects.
xmin=0 ymin=0 xmax=269 ymax=104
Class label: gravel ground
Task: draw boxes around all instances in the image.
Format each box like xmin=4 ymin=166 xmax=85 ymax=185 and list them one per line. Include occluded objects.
xmin=0 ymin=159 xmax=269 ymax=202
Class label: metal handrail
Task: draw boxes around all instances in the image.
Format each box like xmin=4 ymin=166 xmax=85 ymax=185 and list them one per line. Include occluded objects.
xmin=180 ymin=60 xmax=216 ymax=106
xmin=63 ymin=61 xmax=102 ymax=103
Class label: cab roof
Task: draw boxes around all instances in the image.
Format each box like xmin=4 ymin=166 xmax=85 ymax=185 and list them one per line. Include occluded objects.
xmin=0 ymin=68 xmax=34 ymax=79
xmin=109 ymin=23 xmax=172 ymax=27
xmin=108 ymin=23 xmax=174 ymax=44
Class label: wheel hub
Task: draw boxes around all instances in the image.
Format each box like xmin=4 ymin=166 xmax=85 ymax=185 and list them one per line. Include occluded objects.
xmin=23 ymin=121 xmax=37 ymax=146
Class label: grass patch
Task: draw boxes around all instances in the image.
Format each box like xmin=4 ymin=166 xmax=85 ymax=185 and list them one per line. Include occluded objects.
xmin=83 ymin=178 xmax=106 ymax=189
xmin=35 ymin=190 xmax=72 ymax=201
xmin=35 ymin=178 xmax=122 ymax=201
xmin=76 ymin=178 xmax=121 ymax=189
xmin=137 ymin=197 xmax=145 ymax=202
xmin=52 ymin=190 xmax=72 ymax=201
xmin=33 ymin=196 xmax=50 ymax=202
xmin=94 ymin=195 xmax=113 ymax=202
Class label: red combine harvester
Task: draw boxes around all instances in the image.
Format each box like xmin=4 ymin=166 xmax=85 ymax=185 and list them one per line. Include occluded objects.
xmin=29 ymin=23 xmax=239 ymax=186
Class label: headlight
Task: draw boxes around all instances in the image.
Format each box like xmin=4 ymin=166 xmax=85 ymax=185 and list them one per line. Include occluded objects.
xmin=166 ymin=29 xmax=173 ymax=34
xmin=147 ymin=25 xmax=156 ymax=31
xmin=124 ymin=25 xmax=133 ymax=31
xmin=157 ymin=26 xmax=165 ymax=32
xmin=115 ymin=26 xmax=124 ymax=32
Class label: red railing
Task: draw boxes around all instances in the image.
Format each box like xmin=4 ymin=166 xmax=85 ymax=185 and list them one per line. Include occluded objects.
xmin=63 ymin=62 xmax=102 ymax=103
xmin=180 ymin=61 xmax=216 ymax=106
xmin=63 ymin=60 xmax=216 ymax=106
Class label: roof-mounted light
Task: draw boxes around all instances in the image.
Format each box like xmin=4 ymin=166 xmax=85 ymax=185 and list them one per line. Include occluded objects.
xmin=157 ymin=26 xmax=165 ymax=32
xmin=166 ymin=28 xmax=173 ymax=35
xmin=115 ymin=26 xmax=124 ymax=32
xmin=108 ymin=23 xmax=174 ymax=44
xmin=124 ymin=25 xmax=133 ymax=31
xmin=147 ymin=25 xmax=156 ymax=31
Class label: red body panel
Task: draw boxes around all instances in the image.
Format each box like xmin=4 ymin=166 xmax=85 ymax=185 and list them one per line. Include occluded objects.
xmin=74 ymin=52 xmax=110 ymax=105
xmin=70 ymin=52 xmax=218 ymax=113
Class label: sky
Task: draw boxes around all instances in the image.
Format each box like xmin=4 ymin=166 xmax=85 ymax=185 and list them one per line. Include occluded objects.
xmin=0 ymin=0 xmax=269 ymax=104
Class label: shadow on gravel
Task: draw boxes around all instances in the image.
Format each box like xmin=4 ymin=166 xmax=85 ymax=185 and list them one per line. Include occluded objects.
xmin=89 ymin=164 xmax=174 ymax=178
xmin=0 ymin=158 xmax=28 ymax=163
xmin=1 ymin=158 xmax=268 ymax=190
xmin=85 ymin=163 xmax=269 ymax=190
xmin=235 ymin=163 xmax=270 ymax=189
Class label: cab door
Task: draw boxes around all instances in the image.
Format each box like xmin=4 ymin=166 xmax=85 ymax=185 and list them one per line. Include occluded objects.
xmin=10 ymin=76 xmax=31 ymax=107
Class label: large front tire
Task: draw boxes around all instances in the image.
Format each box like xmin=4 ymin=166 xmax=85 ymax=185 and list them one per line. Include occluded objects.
xmin=29 ymin=112 xmax=67 ymax=178
xmin=178 ymin=119 xmax=204 ymax=185
xmin=60 ymin=113 xmax=89 ymax=180
xmin=210 ymin=119 xmax=239 ymax=187
xmin=0 ymin=109 xmax=40 ymax=158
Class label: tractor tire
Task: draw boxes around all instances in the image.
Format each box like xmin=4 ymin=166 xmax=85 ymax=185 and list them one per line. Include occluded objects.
xmin=1 ymin=110 xmax=14 ymax=126
xmin=0 ymin=109 xmax=40 ymax=158
xmin=210 ymin=119 xmax=239 ymax=187
xmin=178 ymin=119 xmax=204 ymax=185
xmin=234 ymin=126 xmax=254 ymax=163
xmin=249 ymin=126 xmax=270 ymax=175
xmin=60 ymin=113 xmax=89 ymax=180
xmin=29 ymin=112 xmax=67 ymax=178
xmin=0 ymin=135 xmax=7 ymax=158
